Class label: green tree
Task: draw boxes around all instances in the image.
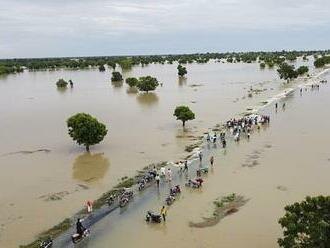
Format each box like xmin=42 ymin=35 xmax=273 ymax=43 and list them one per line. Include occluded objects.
xmin=173 ymin=105 xmax=195 ymax=127
xmin=278 ymin=195 xmax=330 ymax=248
xmin=111 ymin=71 xmax=123 ymax=82
xmin=67 ymin=113 xmax=108 ymax=152
xmin=136 ymin=76 xmax=159 ymax=93
xmin=277 ymin=63 xmax=297 ymax=81
xmin=259 ymin=62 xmax=266 ymax=69
xmin=177 ymin=64 xmax=187 ymax=77
xmin=125 ymin=77 xmax=139 ymax=87
xmin=296 ymin=66 xmax=309 ymax=76
xmin=98 ymin=64 xmax=106 ymax=72
xmin=56 ymin=78 xmax=68 ymax=88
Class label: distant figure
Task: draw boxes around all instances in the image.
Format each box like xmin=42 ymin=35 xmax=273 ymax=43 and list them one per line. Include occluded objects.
xmin=282 ymin=103 xmax=286 ymax=109
xmin=69 ymin=79 xmax=73 ymax=88
xmin=161 ymin=206 xmax=167 ymax=222
xmin=76 ymin=218 xmax=86 ymax=236
xmin=275 ymin=102 xmax=278 ymax=110
xmin=206 ymin=133 xmax=211 ymax=142
xmin=166 ymin=168 xmax=172 ymax=182
xmin=222 ymin=139 xmax=226 ymax=148
xmin=183 ymin=160 xmax=188 ymax=172
xmin=155 ymin=174 xmax=160 ymax=187
xmin=210 ymin=156 xmax=214 ymax=166
xmin=199 ymin=152 xmax=203 ymax=162
xmin=87 ymin=200 xmax=93 ymax=213
xmin=300 ymin=88 xmax=303 ymax=95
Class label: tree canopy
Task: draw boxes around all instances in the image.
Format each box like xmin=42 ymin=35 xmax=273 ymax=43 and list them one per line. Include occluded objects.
xmin=136 ymin=76 xmax=159 ymax=93
xmin=111 ymin=71 xmax=123 ymax=82
xmin=98 ymin=64 xmax=106 ymax=72
xmin=296 ymin=66 xmax=309 ymax=76
xmin=314 ymin=56 xmax=330 ymax=68
xmin=278 ymin=195 xmax=330 ymax=248
xmin=67 ymin=113 xmax=108 ymax=152
xmin=125 ymin=77 xmax=139 ymax=88
xmin=173 ymin=105 xmax=195 ymax=127
xmin=277 ymin=63 xmax=298 ymax=81
xmin=56 ymin=78 xmax=68 ymax=88
xmin=177 ymin=64 xmax=187 ymax=77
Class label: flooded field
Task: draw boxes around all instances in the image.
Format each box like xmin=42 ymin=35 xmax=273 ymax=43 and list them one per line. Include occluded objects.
xmin=0 ymin=59 xmax=318 ymax=247
xmin=76 ymin=71 xmax=330 ymax=248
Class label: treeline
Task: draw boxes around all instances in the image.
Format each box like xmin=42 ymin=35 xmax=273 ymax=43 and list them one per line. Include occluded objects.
xmin=0 ymin=50 xmax=329 ymax=75
xmin=0 ymin=65 xmax=23 ymax=75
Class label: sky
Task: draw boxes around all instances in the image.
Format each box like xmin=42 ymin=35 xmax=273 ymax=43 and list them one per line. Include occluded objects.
xmin=0 ymin=0 xmax=330 ymax=58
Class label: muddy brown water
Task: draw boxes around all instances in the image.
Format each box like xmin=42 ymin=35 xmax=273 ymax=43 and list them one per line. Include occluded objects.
xmin=0 ymin=58 xmax=317 ymax=247
xmin=80 ymin=71 xmax=330 ymax=248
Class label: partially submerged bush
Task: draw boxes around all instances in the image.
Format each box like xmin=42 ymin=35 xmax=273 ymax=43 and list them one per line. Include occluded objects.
xmin=56 ymin=79 xmax=68 ymax=88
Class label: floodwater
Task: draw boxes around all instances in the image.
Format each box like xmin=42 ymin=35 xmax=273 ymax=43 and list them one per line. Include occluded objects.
xmin=80 ymin=71 xmax=330 ymax=248
xmin=0 ymin=58 xmax=316 ymax=247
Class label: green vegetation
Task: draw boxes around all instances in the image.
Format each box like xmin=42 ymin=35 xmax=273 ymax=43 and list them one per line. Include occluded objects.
xmin=1 ymin=50 xmax=328 ymax=73
xmin=259 ymin=62 xmax=266 ymax=69
xmin=314 ymin=55 xmax=330 ymax=68
xmin=0 ymin=65 xmax=23 ymax=75
xmin=98 ymin=64 xmax=106 ymax=72
xmin=136 ymin=76 xmax=159 ymax=93
xmin=56 ymin=78 xmax=68 ymax=88
xmin=177 ymin=64 xmax=187 ymax=76
xmin=125 ymin=77 xmax=139 ymax=87
xmin=111 ymin=71 xmax=123 ymax=82
xmin=296 ymin=65 xmax=309 ymax=76
xmin=189 ymin=194 xmax=248 ymax=228
xmin=174 ymin=105 xmax=195 ymax=127
xmin=277 ymin=63 xmax=297 ymax=81
xmin=278 ymin=195 xmax=330 ymax=248
xmin=67 ymin=113 xmax=108 ymax=152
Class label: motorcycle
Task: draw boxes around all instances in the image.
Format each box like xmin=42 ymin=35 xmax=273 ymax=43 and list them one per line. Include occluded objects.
xmin=71 ymin=229 xmax=90 ymax=244
xmin=170 ymin=185 xmax=181 ymax=196
xmin=165 ymin=195 xmax=175 ymax=205
xmin=138 ymin=179 xmax=146 ymax=191
xmin=185 ymin=178 xmax=203 ymax=188
xmin=119 ymin=190 xmax=133 ymax=208
xmin=39 ymin=238 xmax=53 ymax=248
xmin=145 ymin=211 xmax=162 ymax=223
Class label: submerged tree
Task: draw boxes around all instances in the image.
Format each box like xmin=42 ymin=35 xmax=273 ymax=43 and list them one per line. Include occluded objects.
xmin=111 ymin=71 xmax=123 ymax=82
xmin=125 ymin=77 xmax=139 ymax=87
xmin=56 ymin=78 xmax=68 ymax=88
xmin=173 ymin=105 xmax=195 ymax=127
xmin=136 ymin=76 xmax=159 ymax=93
xmin=277 ymin=63 xmax=297 ymax=81
xmin=278 ymin=195 xmax=330 ymax=248
xmin=177 ymin=64 xmax=187 ymax=77
xmin=296 ymin=66 xmax=309 ymax=76
xmin=67 ymin=113 xmax=108 ymax=152
xmin=98 ymin=64 xmax=106 ymax=72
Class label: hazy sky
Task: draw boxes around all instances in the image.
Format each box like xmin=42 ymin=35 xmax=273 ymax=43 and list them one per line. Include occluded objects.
xmin=1 ymin=0 xmax=329 ymax=58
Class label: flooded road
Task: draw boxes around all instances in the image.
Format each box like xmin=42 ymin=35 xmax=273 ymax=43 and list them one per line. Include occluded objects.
xmin=0 ymin=59 xmax=316 ymax=247
xmin=73 ymin=73 xmax=330 ymax=248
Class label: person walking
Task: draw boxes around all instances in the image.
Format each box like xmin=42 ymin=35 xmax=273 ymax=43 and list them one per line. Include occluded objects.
xmin=210 ymin=156 xmax=214 ymax=166
xmin=161 ymin=206 xmax=167 ymax=222
xmin=87 ymin=200 xmax=93 ymax=213
xmin=155 ymin=174 xmax=160 ymax=187
xmin=199 ymin=152 xmax=203 ymax=162
xmin=183 ymin=160 xmax=188 ymax=172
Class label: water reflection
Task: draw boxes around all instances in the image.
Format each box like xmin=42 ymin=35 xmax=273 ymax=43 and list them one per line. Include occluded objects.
xmin=178 ymin=77 xmax=187 ymax=86
xmin=136 ymin=92 xmax=159 ymax=106
xmin=56 ymin=87 xmax=67 ymax=94
xmin=72 ymin=153 xmax=110 ymax=183
xmin=126 ymin=87 xmax=138 ymax=94
xmin=111 ymin=80 xmax=123 ymax=88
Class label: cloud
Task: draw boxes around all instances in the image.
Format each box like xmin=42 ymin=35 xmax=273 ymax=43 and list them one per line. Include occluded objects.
xmin=0 ymin=0 xmax=329 ymax=58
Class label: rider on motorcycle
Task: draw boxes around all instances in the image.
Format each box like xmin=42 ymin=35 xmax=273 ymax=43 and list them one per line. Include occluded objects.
xmin=76 ymin=218 xmax=86 ymax=236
